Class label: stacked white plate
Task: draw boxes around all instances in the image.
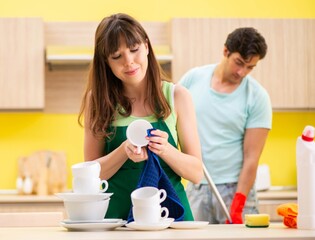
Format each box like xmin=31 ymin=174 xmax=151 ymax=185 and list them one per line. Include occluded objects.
xmin=56 ymin=192 xmax=126 ymax=231
xmin=59 ymin=218 xmax=126 ymax=231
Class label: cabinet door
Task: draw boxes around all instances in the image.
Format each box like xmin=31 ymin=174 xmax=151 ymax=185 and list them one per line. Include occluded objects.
xmin=171 ymin=18 xmax=315 ymax=109
xmin=308 ymin=20 xmax=315 ymax=108
xmin=0 ymin=18 xmax=44 ymax=109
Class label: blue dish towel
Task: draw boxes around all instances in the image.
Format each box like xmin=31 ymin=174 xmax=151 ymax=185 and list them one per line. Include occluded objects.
xmin=127 ymin=129 xmax=185 ymax=223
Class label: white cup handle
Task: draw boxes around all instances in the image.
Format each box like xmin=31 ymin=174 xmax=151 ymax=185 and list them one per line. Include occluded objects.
xmin=136 ymin=146 xmax=141 ymax=154
xmin=160 ymin=207 xmax=169 ymax=220
xmin=159 ymin=189 xmax=167 ymax=203
xmin=100 ymin=179 xmax=109 ymax=193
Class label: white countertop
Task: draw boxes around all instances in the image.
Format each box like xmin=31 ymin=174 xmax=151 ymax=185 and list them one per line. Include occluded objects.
xmin=1 ymin=224 xmax=314 ymax=240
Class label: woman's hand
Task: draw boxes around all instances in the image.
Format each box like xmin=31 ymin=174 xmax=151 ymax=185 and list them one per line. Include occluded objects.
xmin=146 ymin=129 xmax=170 ymax=157
xmin=124 ymin=140 xmax=148 ymax=162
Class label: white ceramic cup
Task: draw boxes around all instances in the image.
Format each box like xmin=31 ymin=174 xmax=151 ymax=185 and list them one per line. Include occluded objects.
xmin=126 ymin=119 xmax=153 ymax=154
xmin=131 ymin=186 xmax=167 ymax=207
xmin=72 ymin=177 xmax=109 ymax=194
xmin=133 ymin=205 xmax=169 ymax=224
xmin=71 ymin=161 xmax=101 ymax=178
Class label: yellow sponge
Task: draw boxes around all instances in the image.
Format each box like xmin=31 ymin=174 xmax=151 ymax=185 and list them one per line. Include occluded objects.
xmin=245 ymin=214 xmax=270 ymax=228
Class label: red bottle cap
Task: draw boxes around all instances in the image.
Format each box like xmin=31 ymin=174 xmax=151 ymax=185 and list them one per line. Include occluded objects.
xmin=302 ymin=126 xmax=315 ymax=142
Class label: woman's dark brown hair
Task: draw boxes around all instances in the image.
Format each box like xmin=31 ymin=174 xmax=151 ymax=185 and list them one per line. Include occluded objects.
xmin=78 ymin=13 xmax=170 ymax=139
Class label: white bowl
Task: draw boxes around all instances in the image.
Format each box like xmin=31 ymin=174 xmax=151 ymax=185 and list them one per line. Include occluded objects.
xmin=64 ymin=198 xmax=110 ymax=221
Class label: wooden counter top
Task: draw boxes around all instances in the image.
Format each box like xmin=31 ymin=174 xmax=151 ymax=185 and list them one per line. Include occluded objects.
xmin=0 ymin=224 xmax=314 ymax=240
xmin=0 ymin=194 xmax=62 ymax=203
xmin=0 ymin=190 xmax=300 ymax=224
xmin=0 ymin=194 xmax=66 ymax=217
xmin=256 ymin=188 xmax=297 ymax=222
xmin=0 ymin=188 xmax=297 ymax=203
xmin=257 ymin=190 xmax=297 ymax=200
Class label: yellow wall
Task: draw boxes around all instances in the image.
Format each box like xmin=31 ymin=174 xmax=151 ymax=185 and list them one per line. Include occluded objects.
xmin=260 ymin=112 xmax=315 ymax=185
xmin=1 ymin=0 xmax=315 ymax=21
xmin=1 ymin=0 xmax=315 ymax=189
xmin=0 ymin=113 xmax=84 ymax=189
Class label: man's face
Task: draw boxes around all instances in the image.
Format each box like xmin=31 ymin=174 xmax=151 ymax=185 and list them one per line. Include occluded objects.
xmin=223 ymin=48 xmax=260 ymax=84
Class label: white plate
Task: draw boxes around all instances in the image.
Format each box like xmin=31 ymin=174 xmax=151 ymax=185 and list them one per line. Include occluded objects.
xmin=55 ymin=192 xmax=113 ymax=201
xmin=60 ymin=220 xmax=126 ymax=231
xmin=125 ymin=218 xmax=174 ymax=231
xmin=169 ymin=221 xmax=209 ymax=229
xmin=62 ymin=218 xmax=122 ymax=224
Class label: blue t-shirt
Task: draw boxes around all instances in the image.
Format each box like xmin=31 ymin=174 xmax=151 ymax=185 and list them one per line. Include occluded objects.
xmin=180 ymin=64 xmax=272 ymax=184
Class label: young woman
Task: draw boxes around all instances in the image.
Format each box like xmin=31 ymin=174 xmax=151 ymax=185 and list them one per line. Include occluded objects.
xmin=78 ymin=13 xmax=203 ymax=220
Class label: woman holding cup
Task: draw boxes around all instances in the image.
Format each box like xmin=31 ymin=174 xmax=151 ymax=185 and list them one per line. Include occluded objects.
xmin=78 ymin=13 xmax=203 ymax=220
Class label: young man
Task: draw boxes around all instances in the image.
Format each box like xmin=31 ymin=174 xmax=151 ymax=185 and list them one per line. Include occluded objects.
xmin=179 ymin=27 xmax=272 ymax=224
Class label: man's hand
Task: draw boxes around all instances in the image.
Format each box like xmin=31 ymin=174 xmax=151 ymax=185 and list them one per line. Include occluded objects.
xmin=227 ymin=192 xmax=246 ymax=224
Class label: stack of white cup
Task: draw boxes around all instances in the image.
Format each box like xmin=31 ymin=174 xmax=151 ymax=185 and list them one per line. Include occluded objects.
xmin=131 ymin=186 xmax=169 ymax=224
xmin=71 ymin=161 xmax=108 ymax=194
xmin=59 ymin=161 xmax=110 ymax=221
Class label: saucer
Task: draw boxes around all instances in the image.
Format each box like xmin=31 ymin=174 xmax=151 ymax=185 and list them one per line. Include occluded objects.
xmin=55 ymin=192 xmax=113 ymax=201
xmin=62 ymin=218 xmax=123 ymax=224
xmin=60 ymin=220 xmax=126 ymax=231
xmin=125 ymin=218 xmax=174 ymax=231
xmin=169 ymin=221 xmax=209 ymax=229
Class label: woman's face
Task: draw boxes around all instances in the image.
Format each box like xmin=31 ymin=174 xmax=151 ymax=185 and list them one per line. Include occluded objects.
xmin=107 ymin=38 xmax=149 ymax=86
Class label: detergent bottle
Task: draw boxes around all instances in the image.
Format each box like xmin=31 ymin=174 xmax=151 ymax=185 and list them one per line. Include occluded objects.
xmin=296 ymin=125 xmax=315 ymax=229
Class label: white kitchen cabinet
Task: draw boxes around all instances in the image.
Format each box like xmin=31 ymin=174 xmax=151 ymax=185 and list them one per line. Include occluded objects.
xmin=0 ymin=18 xmax=44 ymax=109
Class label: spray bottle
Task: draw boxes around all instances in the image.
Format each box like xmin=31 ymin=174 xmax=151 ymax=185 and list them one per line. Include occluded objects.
xmin=296 ymin=125 xmax=315 ymax=229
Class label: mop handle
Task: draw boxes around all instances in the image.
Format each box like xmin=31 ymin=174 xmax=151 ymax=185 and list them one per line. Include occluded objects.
xmin=203 ymin=164 xmax=232 ymax=223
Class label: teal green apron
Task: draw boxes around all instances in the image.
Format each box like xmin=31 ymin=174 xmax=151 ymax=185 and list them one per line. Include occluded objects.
xmin=104 ymin=120 xmax=193 ymax=221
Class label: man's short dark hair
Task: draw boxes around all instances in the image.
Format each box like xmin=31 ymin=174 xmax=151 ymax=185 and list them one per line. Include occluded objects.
xmin=225 ymin=27 xmax=267 ymax=60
